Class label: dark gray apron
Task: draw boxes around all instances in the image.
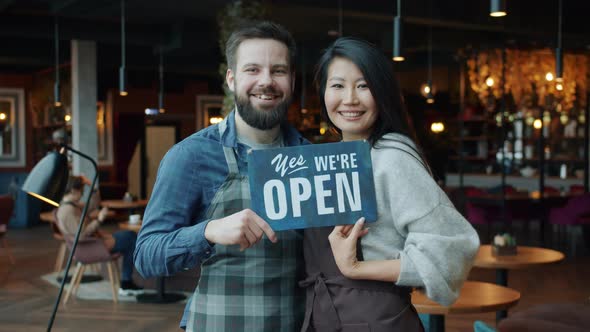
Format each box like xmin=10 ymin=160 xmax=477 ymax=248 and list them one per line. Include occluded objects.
xmin=300 ymin=226 xmax=424 ymax=332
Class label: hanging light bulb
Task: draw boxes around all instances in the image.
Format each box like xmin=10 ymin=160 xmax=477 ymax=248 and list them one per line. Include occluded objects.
xmin=545 ymin=72 xmax=554 ymax=81
xmin=533 ymin=119 xmax=543 ymax=129
xmin=392 ymin=0 xmax=404 ymax=61
xmin=119 ymin=0 xmax=128 ymax=96
xmin=430 ymin=122 xmax=444 ymax=133
xmin=490 ymin=0 xmax=507 ymax=17
xmin=485 ymin=76 xmax=495 ymax=87
xmin=556 ymin=82 xmax=564 ymax=91
xmin=426 ymin=95 xmax=434 ymax=104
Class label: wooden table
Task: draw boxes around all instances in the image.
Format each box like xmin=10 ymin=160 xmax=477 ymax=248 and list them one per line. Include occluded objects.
xmin=40 ymin=211 xmax=55 ymax=223
xmin=118 ymin=221 xmax=142 ymax=232
xmin=412 ymin=281 xmax=520 ymax=332
xmin=40 ymin=209 xmax=115 ymax=223
xmin=101 ymin=199 xmax=148 ymax=210
xmin=474 ymin=245 xmax=564 ymax=320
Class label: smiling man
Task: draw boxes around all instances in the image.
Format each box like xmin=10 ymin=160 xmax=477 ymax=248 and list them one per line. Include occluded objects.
xmin=134 ymin=22 xmax=308 ymax=331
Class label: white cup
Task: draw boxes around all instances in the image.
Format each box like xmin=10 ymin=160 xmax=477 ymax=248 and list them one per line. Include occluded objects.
xmin=129 ymin=214 xmax=141 ymax=224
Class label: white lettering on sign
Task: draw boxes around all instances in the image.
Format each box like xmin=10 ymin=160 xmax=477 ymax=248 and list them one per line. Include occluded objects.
xmin=313 ymin=153 xmax=359 ymax=172
xmin=264 ymin=180 xmax=287 ymax=219
xmin=290 ymin=177 xmax=312 ymax=217
xmin=314 ymin=175 xmax=334 ymax=215
xmin=271 ymin=154 xmax=308 ymax=177
xmin=262 ymin=172 xmax=362 ymax=220
xmin=335 ymin=172 xmax=361 ymax=212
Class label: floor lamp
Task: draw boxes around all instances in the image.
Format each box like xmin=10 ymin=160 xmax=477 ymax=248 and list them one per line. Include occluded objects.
xmin=21 ymin=146 xmax=98 ymax=332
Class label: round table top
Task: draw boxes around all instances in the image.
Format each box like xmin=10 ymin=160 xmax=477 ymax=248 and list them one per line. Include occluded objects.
xmin=118 ymin=221 xmax=142 ymax=232
xmin=101 ymin=199 xmax=148 ymax=210
xmin=411 ymin=281 xmax=521 ymax=315
xmin=40 ymin=211 xmax=55 ymax=223
xmin=474 ymin=245 xmax=565 ymax=270
xmin=40 ymin=209 xmax=115 ymax=223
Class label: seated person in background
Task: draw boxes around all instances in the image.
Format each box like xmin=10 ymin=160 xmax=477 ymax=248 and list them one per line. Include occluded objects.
xmin=56 ymin=175 xmax=143 ymax=296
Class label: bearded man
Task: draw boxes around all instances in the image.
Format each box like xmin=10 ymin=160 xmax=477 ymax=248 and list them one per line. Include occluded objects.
xmin=134 ymin=21 xmax=308 ymax=331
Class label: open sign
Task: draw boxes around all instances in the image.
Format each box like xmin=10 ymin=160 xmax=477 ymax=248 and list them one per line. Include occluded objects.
xmin=248 ymin=141 xmax=377 ymax=231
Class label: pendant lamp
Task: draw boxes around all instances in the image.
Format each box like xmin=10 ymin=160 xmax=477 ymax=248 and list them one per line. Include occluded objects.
xmin=119 ymin=0 xmax=128 ymax=96
xmin=555 ymin=0 xmax=563 ymax=83
xmin=392 ymin=0 xmax=404 ymax=62
xmin=158 ymin=48 xmax=165 ymax=113
xmin=54 ymin=16 xmax=61 ymax=107
xmin=425 ymin=26 xmax=434 ymax=104
xmin=490 ymin=0 xmax=507 ymax=17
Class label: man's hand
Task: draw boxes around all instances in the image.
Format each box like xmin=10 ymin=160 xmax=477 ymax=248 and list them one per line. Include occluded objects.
xmin=204 ymin=209 xmax=277 ymax=251
xmin=328 ymin=217 xmax=369 ymax=279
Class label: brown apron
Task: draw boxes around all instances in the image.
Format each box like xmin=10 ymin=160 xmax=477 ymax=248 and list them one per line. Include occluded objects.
xmin=300 ymin=226 xmax=424 ymax=332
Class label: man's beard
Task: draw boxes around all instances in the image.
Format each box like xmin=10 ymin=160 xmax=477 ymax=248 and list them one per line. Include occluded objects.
xmin=235 ymin=87 xmax=291 ymax=130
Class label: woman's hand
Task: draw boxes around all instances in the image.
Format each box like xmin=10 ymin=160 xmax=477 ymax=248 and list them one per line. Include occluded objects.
xmin=328 ymin=217 xmax=369 ymax=279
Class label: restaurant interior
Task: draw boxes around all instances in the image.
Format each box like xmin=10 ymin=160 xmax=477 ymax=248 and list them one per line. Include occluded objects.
xmin=1 ymin=0 xmax=590 ymax=331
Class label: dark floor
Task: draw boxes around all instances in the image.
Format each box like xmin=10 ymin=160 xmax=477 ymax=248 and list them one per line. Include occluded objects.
xmin=1 ymin=222 xmax=589 ymax=332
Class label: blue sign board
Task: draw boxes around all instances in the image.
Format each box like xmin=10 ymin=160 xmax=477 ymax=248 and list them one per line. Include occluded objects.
xmin=248 ymin=141 xmax=377 ymax=231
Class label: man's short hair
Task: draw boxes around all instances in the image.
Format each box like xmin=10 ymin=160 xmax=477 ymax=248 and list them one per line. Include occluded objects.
xmin=225 ymin=21 xmax=296 ymax=72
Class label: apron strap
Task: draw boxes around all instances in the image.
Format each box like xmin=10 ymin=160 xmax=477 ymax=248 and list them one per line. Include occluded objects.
xmin=218 ymin=117 xmax=240 ymax=175
xmin=299 ymin=274 xmax=342 ymax=332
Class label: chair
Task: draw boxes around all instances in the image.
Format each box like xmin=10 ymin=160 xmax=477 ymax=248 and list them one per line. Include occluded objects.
xmin=49 ymin=209 xmax=69 ymax=273
xmin=0 ymin=195 xmax=15 ymax=264
xmin=62 ymin=236 xmax=121 ymax=304
xmin=461 ymin=186 xmax=503 ymax=241
xmin=569 ymin=184 xmax=585 ymax=194
xmin=548 ymin=193 xmax=590 ymax=255
xmin=543 ymin=186 xmax=560 ymax=194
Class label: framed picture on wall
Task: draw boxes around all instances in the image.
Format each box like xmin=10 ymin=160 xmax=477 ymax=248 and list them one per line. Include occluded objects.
xmin=97 ymin=100 xmax=114 ymax=166
xmin=196 ymin=95 xmax=224 ymax=130
xmin=0 ymin=88 xmax=25 ymax=168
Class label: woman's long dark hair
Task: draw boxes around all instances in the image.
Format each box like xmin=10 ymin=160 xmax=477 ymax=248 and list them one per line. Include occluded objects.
xmin=315 ymin=37 xmax=430 ymax=171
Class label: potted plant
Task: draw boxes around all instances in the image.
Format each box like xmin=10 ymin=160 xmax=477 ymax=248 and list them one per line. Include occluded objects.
xmin=492 ymin=233 xmax=517 ymax=256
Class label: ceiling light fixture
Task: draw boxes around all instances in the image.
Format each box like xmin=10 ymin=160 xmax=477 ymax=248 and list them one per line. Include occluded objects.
xmin=555 ymin=0 xmax=563 ymax=83
xmin=158 ymin=48 xmax=165 ymax=113
xmin=119 ymin=0 xmax=128 ymax=96
xmin=338 ymin=0 xmax=343 ymax=36
xmin=392 ymin=0 xmax=404 ymax=62
xmin=425 ymin=25 xmax=434 ymax=104
xmin=327 ymin=0 xmax=343 ymax=37
xmin=54 ymin=16 xmax=61 ymax=107
xmin=490 ymin=0 xmax=507 ymax=17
